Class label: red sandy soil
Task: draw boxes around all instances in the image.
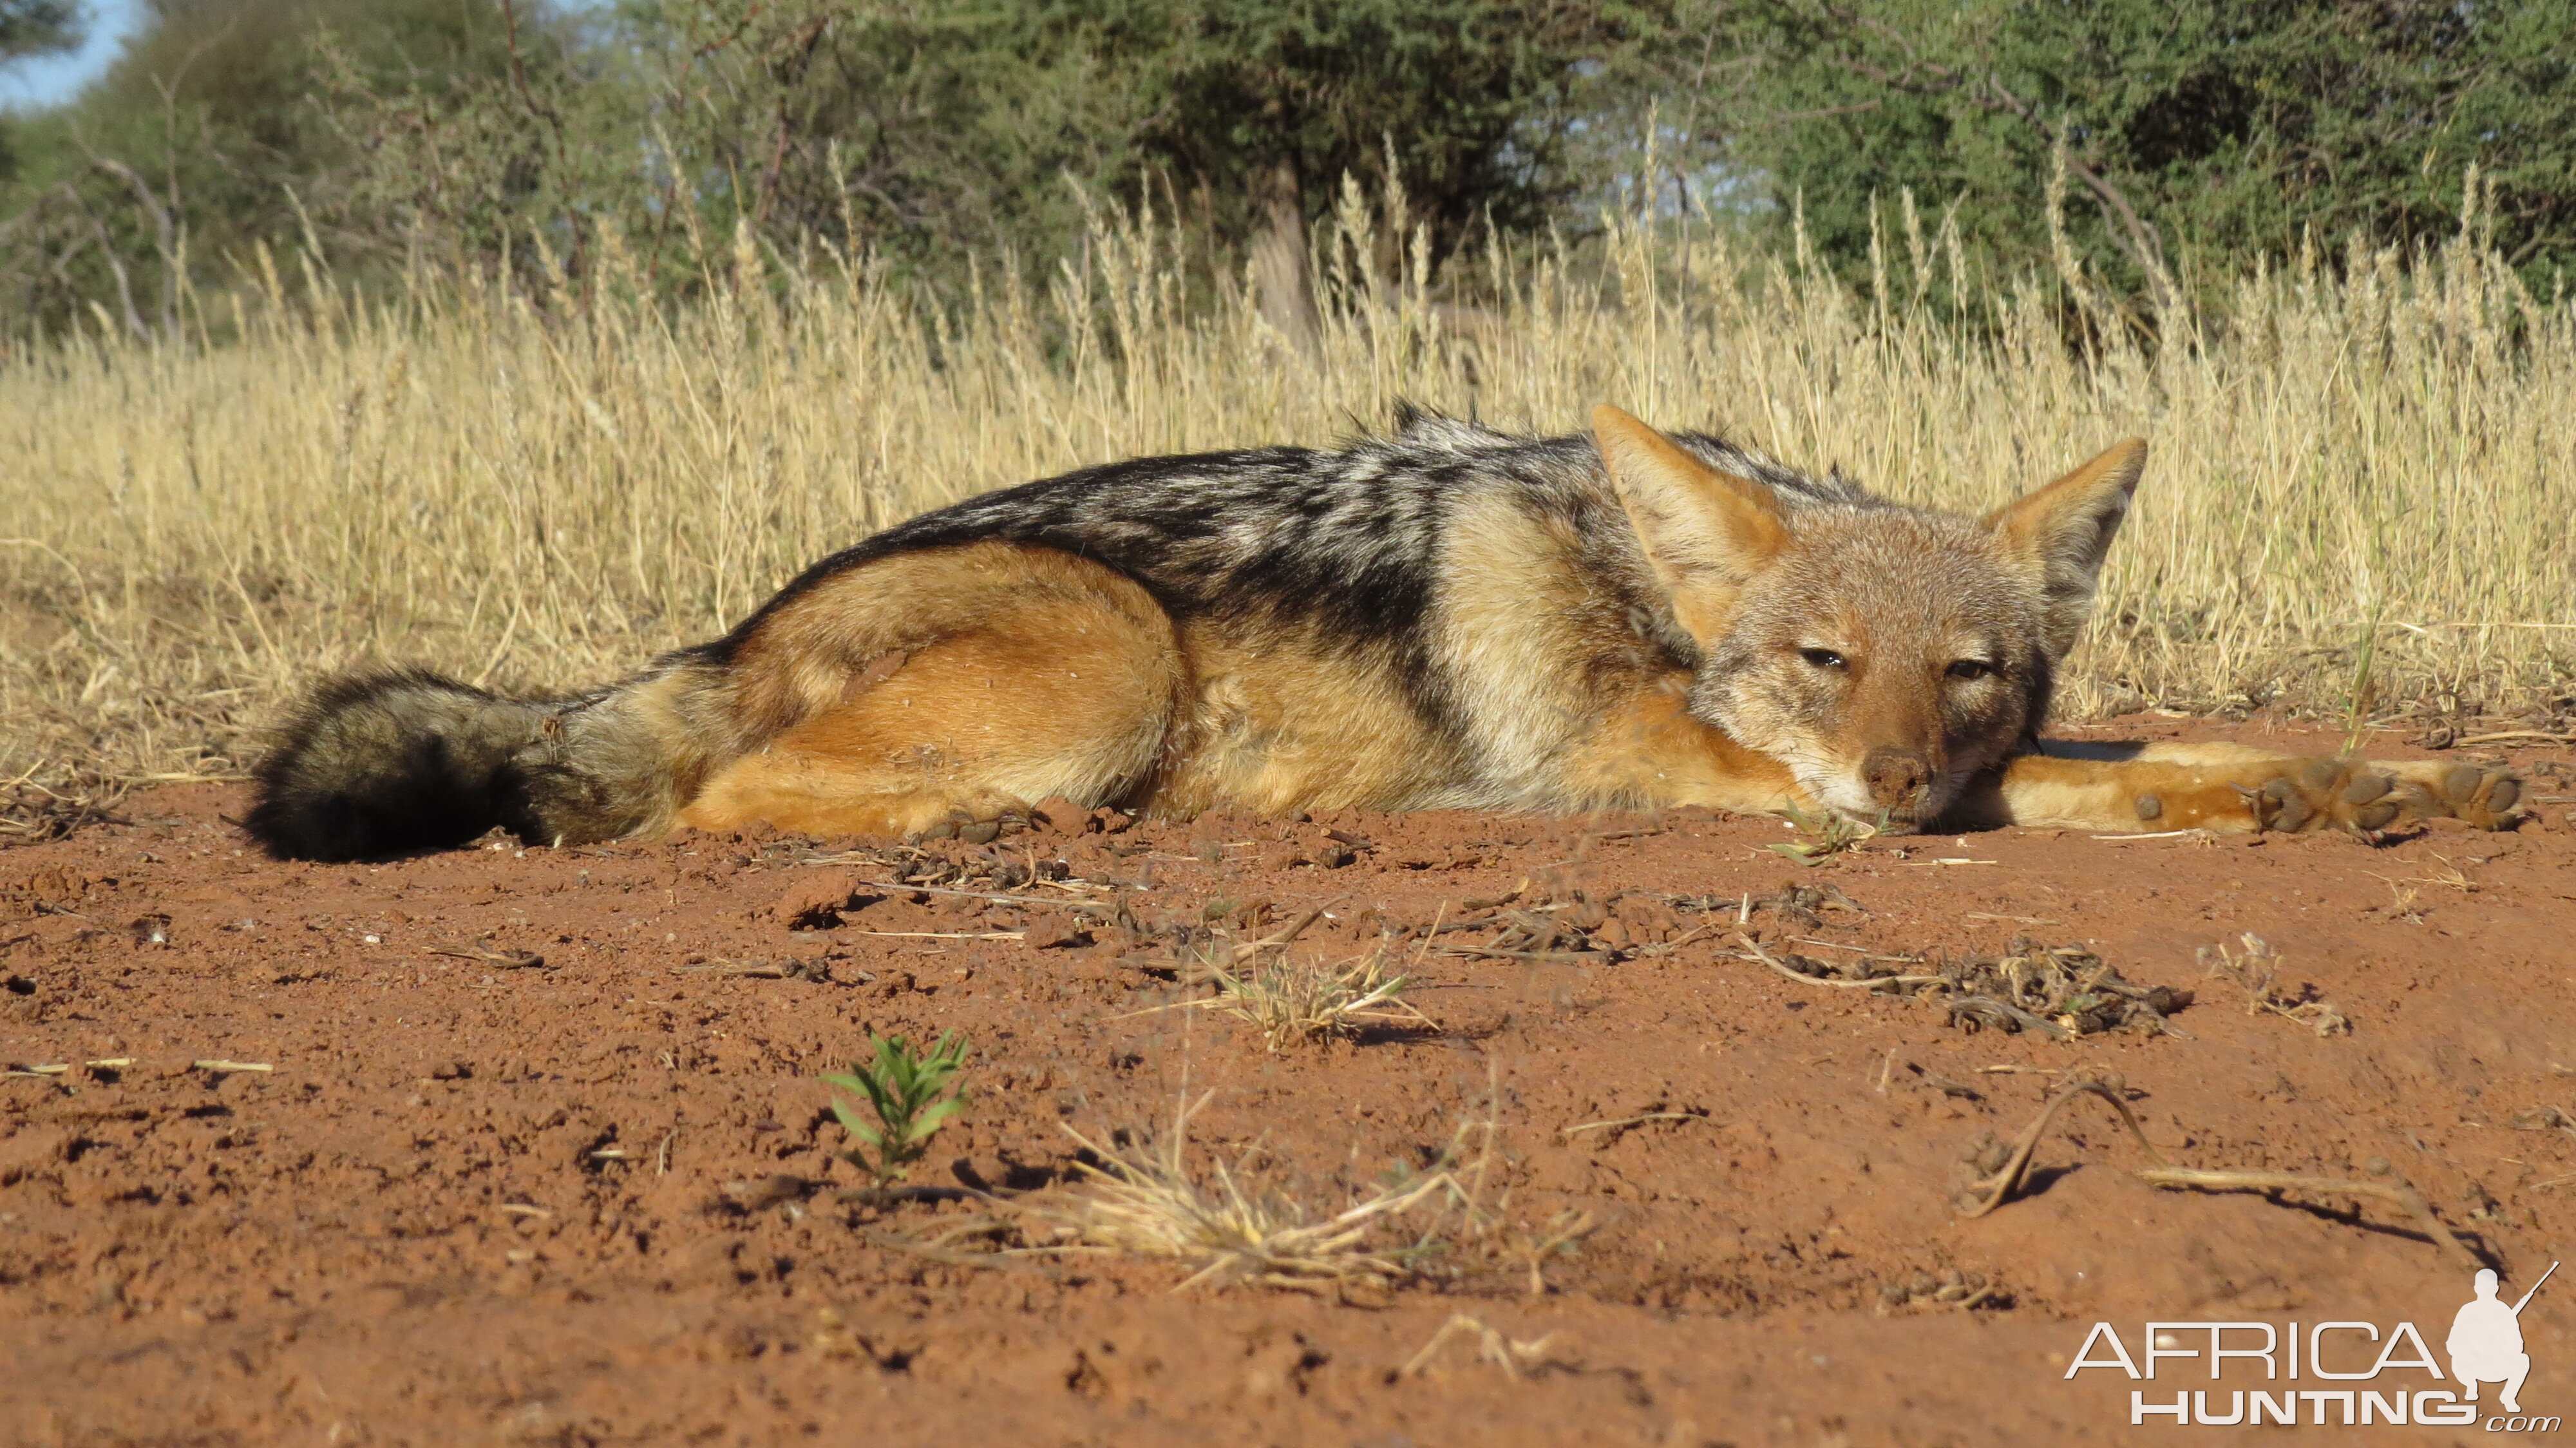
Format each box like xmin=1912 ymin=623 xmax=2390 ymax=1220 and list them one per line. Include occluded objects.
xmin=5 ymin=719 xmax=2575 ymax=1447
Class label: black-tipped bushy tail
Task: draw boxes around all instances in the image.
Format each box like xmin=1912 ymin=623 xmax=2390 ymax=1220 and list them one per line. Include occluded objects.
xmin=244 ymin=668 xmax=560 ymax=862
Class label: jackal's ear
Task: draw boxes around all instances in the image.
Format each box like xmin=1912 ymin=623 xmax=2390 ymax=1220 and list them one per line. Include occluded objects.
xmin=1985 ymin=438 xmax=2146 ymax=656
xmin=1593 ymin=405 xmax=1787 ymax=642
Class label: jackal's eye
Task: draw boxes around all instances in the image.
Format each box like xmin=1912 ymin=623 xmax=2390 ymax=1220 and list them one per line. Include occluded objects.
xmin=1797 ymin=648 xmax=1847 ymax=671
xmin=1947 ymin=659 xmax=1995 ymax=681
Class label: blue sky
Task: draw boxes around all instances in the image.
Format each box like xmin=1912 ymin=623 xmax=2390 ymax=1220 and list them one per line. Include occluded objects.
xmin=0 ymin=0 xmax=144 ymax=111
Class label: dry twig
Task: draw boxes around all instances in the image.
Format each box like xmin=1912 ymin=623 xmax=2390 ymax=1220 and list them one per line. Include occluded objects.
xmin=1956 ymin=1075 xmax=2164 ymax=1217
xmin=425 ymin=940 xmax=548 ymax=969
xmin=2135 ymin=1168 xmax=2481 ymax=1272
xmin=1562 ymin=1112 xmax=1710 ymax=1136
xmin=1956 ymin=1076 xmax=2483 ymax=1269
xmin=1401 ymin=1313 xmax=1564 ymax=1378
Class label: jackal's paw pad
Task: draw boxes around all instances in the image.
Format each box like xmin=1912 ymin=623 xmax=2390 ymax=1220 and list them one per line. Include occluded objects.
xmin=2231 ymin=758 xmax=2409 ymax=835
xmin=2401 ymin=762 xmax=2523 ymax=831
xmin=909 ymin=806 xmax=1030 ymax=846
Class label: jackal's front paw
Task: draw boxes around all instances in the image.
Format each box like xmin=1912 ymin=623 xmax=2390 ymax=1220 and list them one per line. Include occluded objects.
xmin=2224 ymin=758 xmax=2410 ymax=834
xmin=2394 ymin=761 xmax=2523 ymax=830
xmin=2213 ymin=757 xmax=2523 ymax=835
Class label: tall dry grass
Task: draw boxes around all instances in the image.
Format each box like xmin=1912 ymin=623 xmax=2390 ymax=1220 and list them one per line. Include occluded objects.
xmin=3 ymin=178 xmax=2571 ymax=817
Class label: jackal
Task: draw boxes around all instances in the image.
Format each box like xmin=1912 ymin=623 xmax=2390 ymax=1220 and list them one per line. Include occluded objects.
xmin=245 ymin=406 xmax=2521 ymax=861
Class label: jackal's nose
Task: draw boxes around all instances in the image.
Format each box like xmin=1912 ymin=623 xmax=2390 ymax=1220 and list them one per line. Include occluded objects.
xmin=1861 ymin=747 xmax=1931 ymax=812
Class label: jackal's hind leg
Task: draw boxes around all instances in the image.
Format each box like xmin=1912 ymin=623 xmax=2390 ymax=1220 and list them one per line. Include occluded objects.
xmin=674 ymin=548 xmax=1184 ymax=843
xmin=677 ymin=631 xmax=1179 ymax=842
xmin=1950 ymin=741 xmax=2523 ymax=834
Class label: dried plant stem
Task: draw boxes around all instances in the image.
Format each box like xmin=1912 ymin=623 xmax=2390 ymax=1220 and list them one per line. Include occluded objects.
xmin=2135 ymin=1168 xmax=2482 ymax=1271
xmin=811 ymin=877 xmax=1123 ymax=915
xmin=1958 ymin=1078 xmax=2166 ymax=1218
xmin=1960 ymin=1080 xmax=2483 ymax=1270
xmin=1562 ymin=1112 xmax=1709 ymax=1136
xmin=1401 ymin=1313 xmax=1561 ymax=1379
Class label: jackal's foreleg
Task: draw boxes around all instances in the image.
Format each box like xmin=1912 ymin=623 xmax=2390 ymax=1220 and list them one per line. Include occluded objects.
xmin=1948 ymin=741 xmax=2523 ymax=834
xmin=1558 ymin=675 xmax=1814 ymax=816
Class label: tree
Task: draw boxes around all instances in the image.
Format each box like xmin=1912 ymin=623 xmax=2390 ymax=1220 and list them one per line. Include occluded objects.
xmin=0 ymin=0 xmax=566 ymax=334
xmin=321 ymin=2 xmax=1649 ymax=327
xmin=4 ymin=1 xmax=1663 ymax=331
xmin=1 ymin=0 xmax=86 ymax=184
xmin=576 ymin=2 xmax=1642 ymax=338
xmin=1686 ymin=0 xmax=2576 ymax=303
xmin=1062 ymin=1 xmax=1636 ymax=351
xmin=0 ymin=0 xmax=80 ymax=61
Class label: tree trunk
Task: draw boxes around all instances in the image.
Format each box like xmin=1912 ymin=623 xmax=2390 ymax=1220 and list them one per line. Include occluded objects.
xmin=1249 ymin=150 xmax=1320 ymax=363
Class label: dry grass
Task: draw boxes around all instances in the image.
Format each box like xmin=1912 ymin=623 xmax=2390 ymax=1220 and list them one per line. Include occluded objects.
xmin=1033 ymin=1089 xmax=1475 ymax=1292
xmin=3 ymin=178 xmax=2571 ymax=792
xmin=1124 ymin=899 xmax=1435 ymax=1049
xmin=992 ymin=1063 xmax=1591 ymax=1295
xmin=1163 ymin=947 xmax=1434 ymax=1051
xmin=2197 ymin=931 xmax=2352 ymax=1036
xmin=1768 ymin=800 xmax=1882 ymax=865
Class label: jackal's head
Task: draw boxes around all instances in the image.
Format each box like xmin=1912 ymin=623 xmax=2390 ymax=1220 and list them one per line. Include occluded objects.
xmin=1594 ymin=406 xmax=2144 ymax=830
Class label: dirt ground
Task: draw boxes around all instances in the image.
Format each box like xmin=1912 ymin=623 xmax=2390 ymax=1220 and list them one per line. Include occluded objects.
xmin=6 ymin=718 xmax=2576 ymax=1447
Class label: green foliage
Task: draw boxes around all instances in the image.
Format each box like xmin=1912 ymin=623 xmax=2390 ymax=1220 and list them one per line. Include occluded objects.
xmin=0 ymin=0 xmax=559 ymax=332
xmin=0 ymin=0 xmax=80 ymax=62
xmin=1066 ymin=0 xmax=1636 ymax=250
xmin=0 ymin=0 xmax=84 ymax=187
xmin=1685 ymin=0 xmax=2576 ymax=301
xmin=570 ymin=0 xmax=1159 ymax=290
xmin=1 ymin=1 xmax=1649 ymax=328
xmin=8 ymin=0 xmax=2576 ymax=332
xmin=822 ymin=1032 xmax=971 ymax=1186
xmin=323 ymin=0 xmax=1642 ymax=295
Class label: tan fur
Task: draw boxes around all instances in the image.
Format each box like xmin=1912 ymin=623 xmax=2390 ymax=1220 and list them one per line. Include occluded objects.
xmin=1594 ymin=408 xmax=1787 ymax=643
xmin=1142 ymin=629 xmax=1454 ymax=815
xmin=1984 ymin=439 xmax=2152 ymax=656
xmin=677 ymin=544 xmax=1182 ymax=837
xmin=1428 ymin=489 xmax=1672 ymax=801
xmin=1948 ymin=743 xmax=2521 ymax=834
xmin=1553 ymin=674 xmax=1804 ymax=813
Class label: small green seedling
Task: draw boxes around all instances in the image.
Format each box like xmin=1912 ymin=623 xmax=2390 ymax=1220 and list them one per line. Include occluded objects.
xmin=823 ymin=1031 xmax=971 ymax=1186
